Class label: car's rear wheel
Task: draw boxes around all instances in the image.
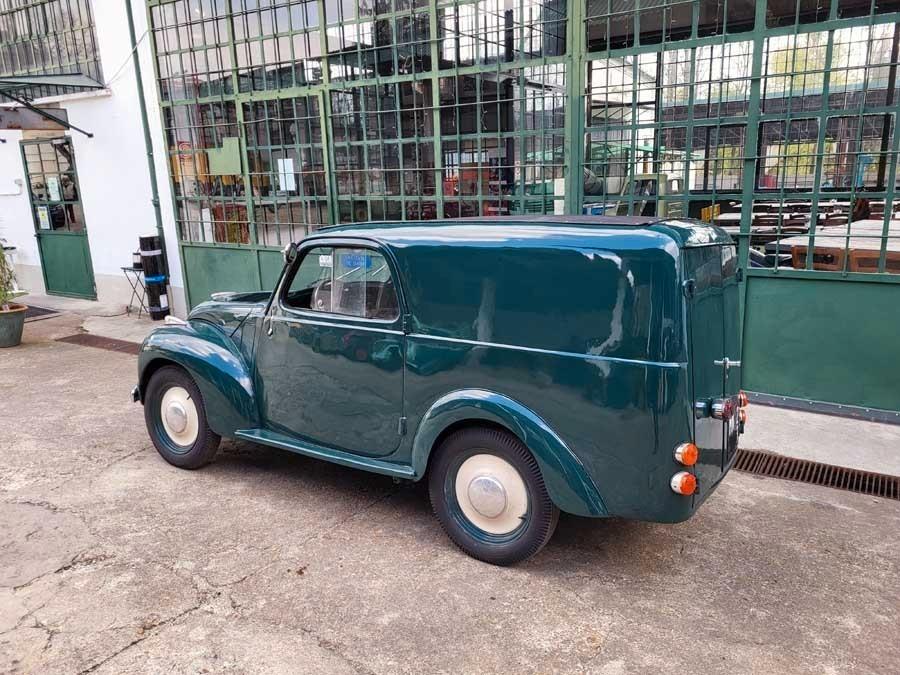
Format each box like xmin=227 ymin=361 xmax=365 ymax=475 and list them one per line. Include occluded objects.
xmin=144 ymin=365 xmax=220 ymax=469
xmin=428 ymin=427 xmax=559 ymax=566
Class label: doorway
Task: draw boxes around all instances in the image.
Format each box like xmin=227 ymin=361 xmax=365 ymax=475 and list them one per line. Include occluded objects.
xmin=22 ymin=136 xmax=96 ymax=299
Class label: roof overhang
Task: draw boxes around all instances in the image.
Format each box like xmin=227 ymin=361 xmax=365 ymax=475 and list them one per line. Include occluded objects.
xmin=0 ymin=73 xmax=105 ymax=137
xmin=0 ymin=73 xmax=105 ymax=92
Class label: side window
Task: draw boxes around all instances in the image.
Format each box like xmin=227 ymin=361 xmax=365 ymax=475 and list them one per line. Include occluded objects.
xmin=283 ymin=246 xmax=400 ymax=321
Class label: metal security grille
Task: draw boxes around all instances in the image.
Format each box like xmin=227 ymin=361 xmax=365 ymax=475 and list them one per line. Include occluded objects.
xmin=146 ymin=0 xmax=900 ymax=322
xmin=149 ymin=0 xmax=573 ymax=255
xmin=0 ymin=0 xmax=103 ymax=99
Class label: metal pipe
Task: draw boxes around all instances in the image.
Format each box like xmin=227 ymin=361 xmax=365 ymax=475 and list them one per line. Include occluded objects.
xmin=125 ymin=0 xmax=168 ymax=276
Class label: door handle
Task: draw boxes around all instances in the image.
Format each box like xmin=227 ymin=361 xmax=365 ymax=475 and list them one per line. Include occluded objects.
xmin=714 ymin=358 xmax=741 ymax=373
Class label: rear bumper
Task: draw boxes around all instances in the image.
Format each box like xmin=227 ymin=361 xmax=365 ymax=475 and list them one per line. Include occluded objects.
xmin=692 ymin=446 xmax=738 ymax=512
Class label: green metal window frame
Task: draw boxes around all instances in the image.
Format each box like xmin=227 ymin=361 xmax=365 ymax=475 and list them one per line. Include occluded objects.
xmin=146 ymin=0 xmax=900 ymax=307
xmin=0 ymin=0 xmax=103 ymax=99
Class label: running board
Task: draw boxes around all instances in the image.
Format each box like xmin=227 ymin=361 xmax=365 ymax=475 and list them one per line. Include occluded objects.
xmin=234 ymin=428 xmax=416 ymax=479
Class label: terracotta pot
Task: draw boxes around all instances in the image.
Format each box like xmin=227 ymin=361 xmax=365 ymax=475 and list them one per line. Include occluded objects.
xmin=0 ymin=303 xmax=26 ymax=348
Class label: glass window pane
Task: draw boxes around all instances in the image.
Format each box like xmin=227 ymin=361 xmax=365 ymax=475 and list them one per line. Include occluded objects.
xmin=284 ymin=247 xmax=398 ymax=319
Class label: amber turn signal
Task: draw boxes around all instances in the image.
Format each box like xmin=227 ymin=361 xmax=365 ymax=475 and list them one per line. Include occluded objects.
xmin=738 ymin=390 xmax=749 ymax=408
xmin=739 ymin=408 xmax=748 ymax=424
xmin=670 ymin=471 xmax=697 ymax=495
xmin=674 ymin=442 xmax=699 ymax=466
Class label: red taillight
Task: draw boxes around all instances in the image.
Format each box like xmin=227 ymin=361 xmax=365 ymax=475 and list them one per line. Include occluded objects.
xmin=738 ymin=390 xmax=749 ymax=408
xmin=674 ymin=442 xmax=699 ymax=466
xmin=670 ymin=471 xmax=697 ymax=495
xmin=740 ymin=408 xmax=748 ymax=424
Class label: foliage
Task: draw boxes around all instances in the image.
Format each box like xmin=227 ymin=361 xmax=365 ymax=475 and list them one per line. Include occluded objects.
xmin=0 ymin=248 xmax=16 ymax=311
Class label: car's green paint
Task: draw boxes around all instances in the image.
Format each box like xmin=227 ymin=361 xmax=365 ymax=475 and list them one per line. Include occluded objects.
xmin=254 ymin=312 xmax=406 ymax=456
xmin=235 ymin=428 xmax=416 ymax=478
xmin=138 ymin=320 xmax=258 ymax=436
xmin=190 ymin=291 xmax=272 ymax=334
xmin=684 ymin=246 xmax=739 ymax=498
xmin=409 ymin=389 xmax=608 ymax=517
xmin=137 ymin=216 xmax=740 ymax=522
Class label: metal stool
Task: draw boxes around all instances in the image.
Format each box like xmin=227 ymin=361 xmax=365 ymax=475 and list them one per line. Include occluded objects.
xmin=122 ymin=266 xmax=149 ymax=318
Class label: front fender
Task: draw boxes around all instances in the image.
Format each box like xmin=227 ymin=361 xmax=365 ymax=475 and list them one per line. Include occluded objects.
xmin=410 ymin=389 xmax=608 ymax=517
xmin=138 ymin=321 xmax=258 ymax=437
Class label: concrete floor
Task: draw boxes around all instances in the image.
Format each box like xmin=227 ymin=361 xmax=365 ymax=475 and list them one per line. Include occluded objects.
xmin=28 ymin=301 xmax=900 ymax=479
xmin=2 ymin=316 xmax=899 ymax=674
xmin=742 ymin=405 xmax=900 ymax=477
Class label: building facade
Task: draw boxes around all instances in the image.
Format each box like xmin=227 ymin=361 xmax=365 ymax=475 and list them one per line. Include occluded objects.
xmin=142 ymin=0 xmax=900 ymax=310
xmin=142 ymin=0 xmax=900 ymax=415
xmin=2 ymin=0 xmax=898 ymax=414
xmin=0 ymin=0 xmax=186 ymax=315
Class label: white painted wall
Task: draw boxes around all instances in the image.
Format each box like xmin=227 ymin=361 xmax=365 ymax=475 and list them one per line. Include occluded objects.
xmin=0 ymin=0 xmax=187 ymax=317
xmin=0 ymin=130 xmax=36 ymax=284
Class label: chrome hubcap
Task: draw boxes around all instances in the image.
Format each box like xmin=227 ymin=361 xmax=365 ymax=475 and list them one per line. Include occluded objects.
xmin=164 ymin=401 xmax=188 ymax=434
xmin=467 ymin=475 xmax=507 ymax=518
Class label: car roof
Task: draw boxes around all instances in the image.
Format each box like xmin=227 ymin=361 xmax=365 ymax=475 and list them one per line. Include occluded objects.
xmin=305 ymin=216 xmax=733 ymax=249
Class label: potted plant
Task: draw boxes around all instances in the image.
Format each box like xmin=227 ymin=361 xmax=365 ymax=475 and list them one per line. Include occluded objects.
xmin=0 ymin=247 xmax=26 ymax=348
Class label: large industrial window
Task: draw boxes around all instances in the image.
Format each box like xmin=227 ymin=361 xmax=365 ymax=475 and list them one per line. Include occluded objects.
xmin=148 ymin=0 xmax=900 ymax=284
xmin=0 ymin=0 xmax=103 ymax=99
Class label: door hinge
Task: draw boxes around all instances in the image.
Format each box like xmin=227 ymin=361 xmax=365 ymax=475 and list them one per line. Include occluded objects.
xmin=682 ymin=279 xmax=695 ymax=298
xmin=401 ymin=313 xmax=411 ymax=333
xmin=736 ymin=267 xmax=744 ymax=283
xmin=397 ymin=416 xmax=407 ymax=436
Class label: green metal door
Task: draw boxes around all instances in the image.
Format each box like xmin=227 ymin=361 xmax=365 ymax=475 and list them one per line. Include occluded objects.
xmin=22 ymin=137 xmax=96 ymax=299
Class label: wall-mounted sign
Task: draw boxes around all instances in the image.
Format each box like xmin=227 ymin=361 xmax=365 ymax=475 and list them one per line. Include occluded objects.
xmin=277 ymin=157 xmax=296 ymax=192
xmin=0 ymin=107 xmax=69 ymax=131
xmin=201 ymin=207 xmax=213 ymax=243
xmin=47 ymin=176 xmax=61 ymax=202
xmin=37 ymin=206 xmax=51 ymax=229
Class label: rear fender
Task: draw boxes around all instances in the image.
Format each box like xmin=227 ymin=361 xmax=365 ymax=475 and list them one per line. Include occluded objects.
xmin=138 ymin=321 xmax=258 ymax=437
xmin=410 ymin=389 xmax=607 ymax=517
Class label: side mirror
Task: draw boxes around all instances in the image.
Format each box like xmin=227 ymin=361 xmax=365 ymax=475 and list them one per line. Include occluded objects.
xmin=282 ymin=242 xmax=297 ymax=264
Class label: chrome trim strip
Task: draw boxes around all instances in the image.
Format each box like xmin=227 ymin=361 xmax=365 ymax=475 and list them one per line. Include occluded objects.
xmin=408 ymin=333 xmax=685 ymax=369
xmin=271 ymin=314 xmax=404 ymax=336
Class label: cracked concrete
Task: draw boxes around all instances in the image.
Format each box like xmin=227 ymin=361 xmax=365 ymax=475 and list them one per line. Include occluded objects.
xmin=1 ymin=315 xmax=899 ymax=674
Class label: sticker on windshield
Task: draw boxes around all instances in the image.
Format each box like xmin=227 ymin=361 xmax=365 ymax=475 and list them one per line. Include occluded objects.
xmin=340 ymin=252 xmax=372 ymax=269
xmin=318 ymin=254 xmax=333 ymax=267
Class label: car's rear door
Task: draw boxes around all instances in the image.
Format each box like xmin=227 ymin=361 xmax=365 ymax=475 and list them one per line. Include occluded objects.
xmin=684 ymin=243 xmax=741 ymax=497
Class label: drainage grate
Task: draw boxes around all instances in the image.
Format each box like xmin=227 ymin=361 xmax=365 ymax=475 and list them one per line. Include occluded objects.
xmin=24 ymin=305 xmax=60 ymax=322
xmin=734 ymin=449 xmax=900 ymax=501
xmin=57 ymin=333 xmax=141 ymax=355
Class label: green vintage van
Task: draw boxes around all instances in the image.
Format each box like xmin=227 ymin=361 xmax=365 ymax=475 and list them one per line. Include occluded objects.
xmin=134 ymin=216 xmax=745 ymax=565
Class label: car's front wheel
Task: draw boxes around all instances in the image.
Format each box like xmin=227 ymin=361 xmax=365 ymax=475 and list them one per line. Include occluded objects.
xmin=144 ymin=365 xmax=220 ymax=469
xmin=429 ymin=427 xmax=559 ymax=566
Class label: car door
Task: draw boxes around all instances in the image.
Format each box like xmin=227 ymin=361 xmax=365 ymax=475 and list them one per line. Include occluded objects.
xmin=254 ymin=241 xmax=405 ymax=457
xmin=685 ymin=243 xmax=741 ymax=493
